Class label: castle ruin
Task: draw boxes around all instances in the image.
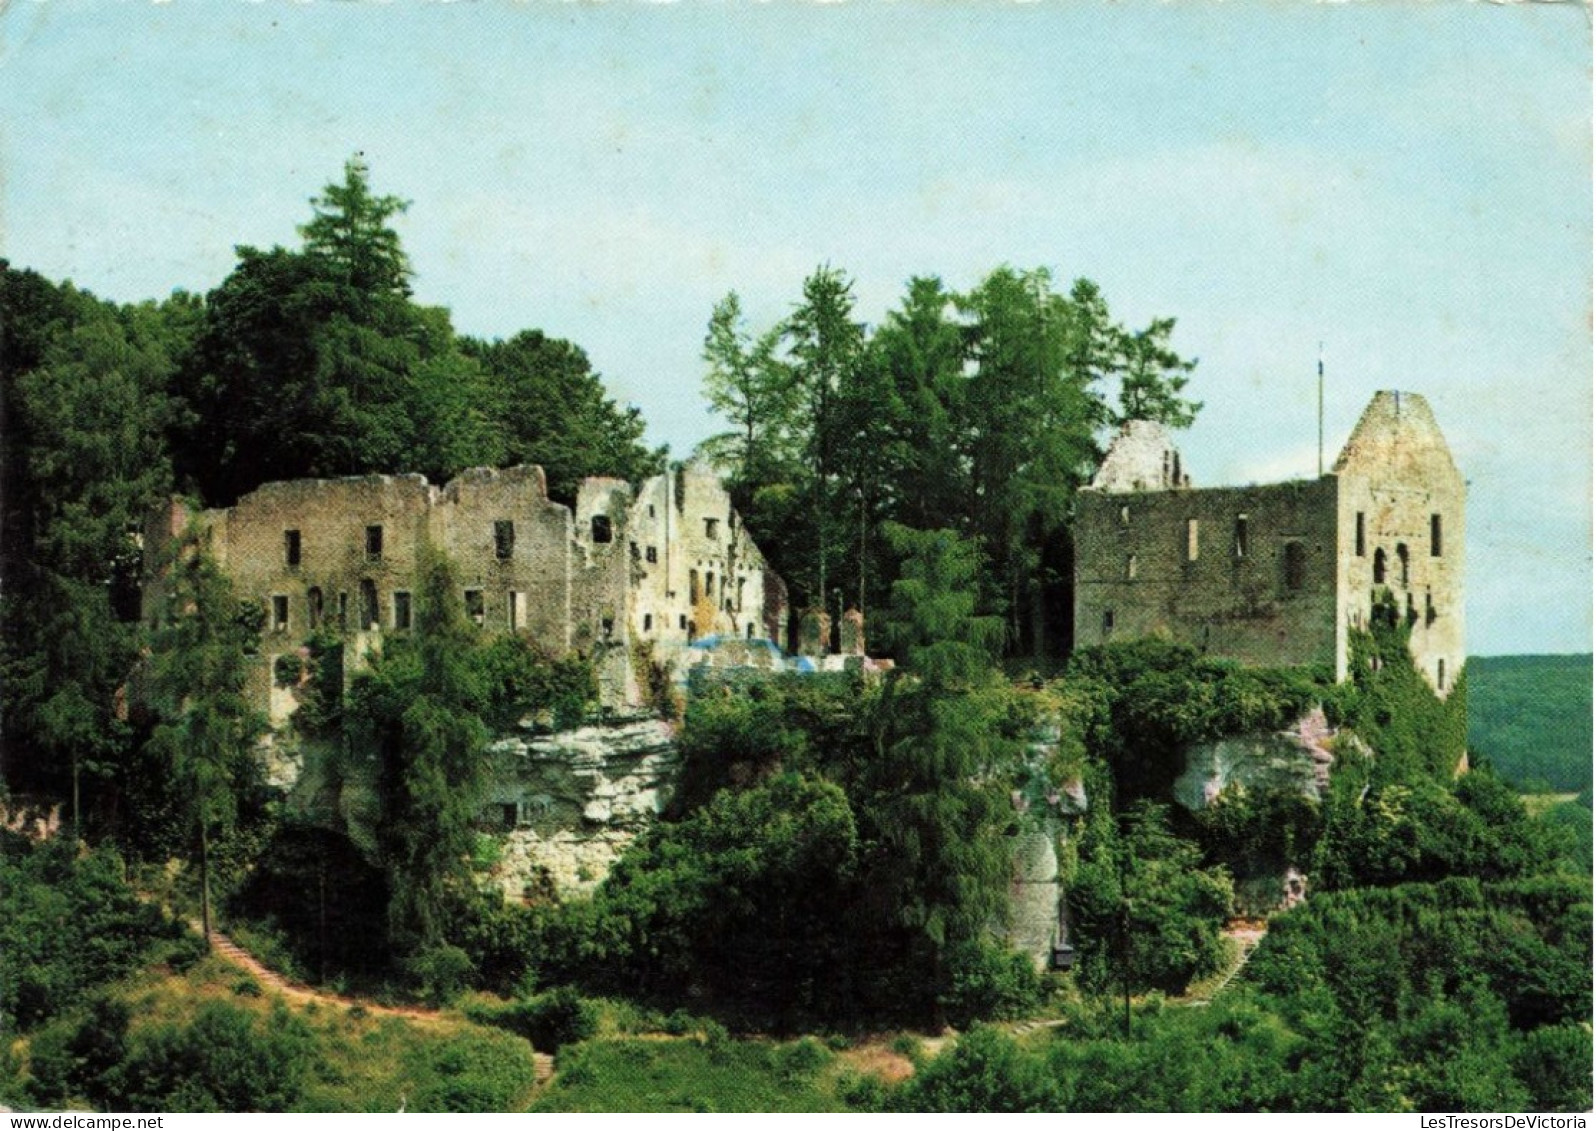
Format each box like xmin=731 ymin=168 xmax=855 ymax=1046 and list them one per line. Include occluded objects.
xmin=145 ymin=461 xmax=789 ymax=724
xmin=1073 ymin=390 xmax=1465 ymax=694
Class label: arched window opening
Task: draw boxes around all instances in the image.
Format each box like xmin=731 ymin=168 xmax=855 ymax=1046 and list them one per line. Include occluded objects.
xmin=1396 ymin=543 xmax=1410 ymax=586
xmin=1373 ymin=548 xmax=1387 ymax=585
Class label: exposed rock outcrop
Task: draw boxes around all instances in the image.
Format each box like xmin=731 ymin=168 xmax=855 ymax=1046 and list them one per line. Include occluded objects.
xmin=1173 ymin=706 xmax=1352 ymax=812
xmin=483 ymin=716 xmax=679 ymax=898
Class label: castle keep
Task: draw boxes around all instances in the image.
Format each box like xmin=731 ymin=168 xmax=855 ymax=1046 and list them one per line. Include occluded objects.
xmin=1073 ymin=390 xmax=1465 ymax=694
xmin=145 ymin=462 xmax=788 ymax=722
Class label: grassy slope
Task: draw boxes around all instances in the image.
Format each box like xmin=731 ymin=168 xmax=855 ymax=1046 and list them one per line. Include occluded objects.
xmin=531 ymin=1036 xmax=850 ymax=1113
xmin=37 ymin=955 xmax=541 ymax=1113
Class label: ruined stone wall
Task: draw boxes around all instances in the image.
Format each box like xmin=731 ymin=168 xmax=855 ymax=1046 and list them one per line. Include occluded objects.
xmin=1074 ymin=477 xmax=1342 ymax=671
xmin=620 ymin=463 xmax=787 ymax=650
xmin=142 ymin=462 xmax=787 ymax=721
xmin=432 ymin=466 xmax=574 ymax=653
xmin=1334 ymin=392 xmax=1466 ymax=695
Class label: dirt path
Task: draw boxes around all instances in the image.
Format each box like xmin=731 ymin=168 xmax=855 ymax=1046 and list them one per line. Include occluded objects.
xmin=196 ymin=923 xmax=557 ymax=1083
xmin=192 ymin=921 xmax=449 ymax=1024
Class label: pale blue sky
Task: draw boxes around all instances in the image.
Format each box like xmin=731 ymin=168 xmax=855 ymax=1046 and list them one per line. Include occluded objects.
xmin=1 ymin=1 xmax=1588 ymax=655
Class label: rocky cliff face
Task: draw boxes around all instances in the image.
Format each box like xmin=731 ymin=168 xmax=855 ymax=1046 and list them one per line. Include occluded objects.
xmin=1173 ymin=706 xmax=1346 ymax=811
xmin=482 ymin=716 xmax=680 ymax=899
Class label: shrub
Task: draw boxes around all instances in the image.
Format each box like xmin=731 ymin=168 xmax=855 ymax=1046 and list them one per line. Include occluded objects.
xmin=939 ymin=940 xmax=1043 ymax=1027
xmin=467 ymin=986 xmax=598 ymax=1053
xmin=406 ymin=1028 xmax=540 ymax=1112
xmin=111 ymin=1002 xmax=311 ymax=1112
xmin=404 ymin=945 xmax=474 ymax=1005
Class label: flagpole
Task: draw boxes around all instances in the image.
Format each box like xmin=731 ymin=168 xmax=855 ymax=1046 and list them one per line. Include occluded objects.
xmin=1317 ymin=342 xmax=1325 ymax=478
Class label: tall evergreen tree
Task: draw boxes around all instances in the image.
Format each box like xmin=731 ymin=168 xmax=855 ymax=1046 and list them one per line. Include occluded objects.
xmin=783 ymin=266 xmax=868 ymax=613
xmin=143 ymin=540 xmax=265 ymax=940
xmin=699 ymin=291 xmax=797 ymax=495
xmin=960 ymin=267 xmax=1107 ymax=656
xmin=1113 ymin=316 xmax=1201 ymax=428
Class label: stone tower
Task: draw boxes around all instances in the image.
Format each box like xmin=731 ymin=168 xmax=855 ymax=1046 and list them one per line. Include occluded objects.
xmin=1073 ymin=390 xmax=1464 ymax=696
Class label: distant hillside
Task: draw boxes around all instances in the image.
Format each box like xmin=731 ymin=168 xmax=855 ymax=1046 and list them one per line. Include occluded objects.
xmin=1468 ymin=654 xmax=1592 ymax=793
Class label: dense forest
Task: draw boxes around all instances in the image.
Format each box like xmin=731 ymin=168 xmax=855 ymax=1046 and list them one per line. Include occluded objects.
xmin=1 ymin=159 xmax=1588 ymax=1113
xmin=1468 ymin=654 xmax=1592 ymax=793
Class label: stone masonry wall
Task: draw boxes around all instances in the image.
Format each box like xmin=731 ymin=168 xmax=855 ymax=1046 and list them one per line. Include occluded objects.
xmin=144 ymin=463 xmax=787 ymax=724
xmin=1074 ymin=476 xmax=1342 ymax=671
xmin=1334 ymin=392 xmax=1466 ymax=695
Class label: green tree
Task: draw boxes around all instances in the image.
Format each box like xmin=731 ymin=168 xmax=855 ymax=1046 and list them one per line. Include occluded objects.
xmin=465 ymin=330 xmax=660 ymax=503
xmin=353 ymin=547 xmax=491 ymax=972
xmin=1112 ymin=316 xmax=1201 ymax=428
xmin=865 ymin=525 xmax=1018 ymax=1024
xmin=960 ymin=267 xmax=1108 ymax=656
xmin=699 ymin=291 xmax=797 ymax=492
xmin=299 ymin=154 xmax=413 ymax=298
xmin=143 ymin=541 xmax=265 ymax=940
xmin=1067 ymin=802 xmax=1232 ymax=999
xmin=2 ymin=271 xmax=180 ymax=819
xmin=783 ymin=266 xmax=868 ymax=610
xmin=175 ymin=159 xmax=509 ymax=503
xmin=872 ymin=276 xmax=969 ymax=535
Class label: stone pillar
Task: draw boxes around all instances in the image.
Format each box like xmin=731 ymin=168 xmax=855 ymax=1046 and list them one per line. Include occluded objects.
xmin=798 ymin=607 xmax=831 ymax=658
xmin=839 ymin=608 xmax=866 ymax=656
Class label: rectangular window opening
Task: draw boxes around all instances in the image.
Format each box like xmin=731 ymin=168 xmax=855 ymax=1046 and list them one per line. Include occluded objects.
xmin=1234 ymin=515 xmax=1249 ymax=559
xmin=464 ymin=589 xmax=485 ymax=624
xmin=645 ymin=545 xmax=658 ymax=564
xmin=1430 ymin=513 xmax=1443 ymax=557
xmin=1186 ymin=519 xmax=1199 ymax=563
xmin=1355 ymin=512 xmax=1366 ymax=557
xmin=365 ymin=525 xmax=384 ymax=561
xmin=393 ymin=591 xmax=412 ymax=631
xmin=284 ymin=529 xmax=302 ymax=568
xmin=508 ymin=591 xmax=524 ymax=631
xmin=271 ymin=595 xmax=289 ymax=632
xmin=494 ymin=520 xmax=515 ymax=560
xmin=643 ymin=613 xmax=653 ymax=632
xmin=1102 ymin=608 xmax=1115 ymax=635
xmin=705 ymin=517 xmax=720 ymax=540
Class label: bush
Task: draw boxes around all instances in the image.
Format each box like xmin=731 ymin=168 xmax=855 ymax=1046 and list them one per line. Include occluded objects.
xmin=405 ymin=1028 xmax=541 ymax=1112
xmin=939 ymin=941 xmax=1043 ymax=1027
xmin=403 ymin=945 xmax=474 ymax=1005
xmin=891 ymin=1026 xmax=1062 ymax=1112
xmin=467 ymin=986 xmax=598 ymax=1053
xmin=111 ymin=1001 xmax=312 ymax=1112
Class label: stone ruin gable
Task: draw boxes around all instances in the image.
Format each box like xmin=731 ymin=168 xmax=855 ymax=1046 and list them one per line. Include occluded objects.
xmin=433 ymin=466 xmax=574 ymax=652
xmin=1089 ymin=419 xmax=1190 ymax=492
xmin=1074 ymin=475 xmax=1342 ymax=673
xmin=1333 ymin=391 xmax=1465 ymax=697
xmin=620 ymin=461 xmax=788 ymax=649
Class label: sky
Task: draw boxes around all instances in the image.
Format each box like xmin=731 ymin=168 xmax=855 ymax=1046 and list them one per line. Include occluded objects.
xmin=1 ymin=0 xmax=1589 ymax=656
